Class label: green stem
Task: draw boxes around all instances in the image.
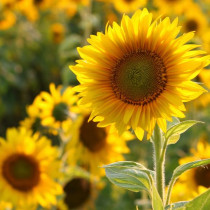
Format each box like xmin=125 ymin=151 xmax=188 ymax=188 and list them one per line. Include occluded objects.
xmin=165 ymin=178 xmax=176 ymax=206
xmin=152 ymin=125 xmax=165 ymax=202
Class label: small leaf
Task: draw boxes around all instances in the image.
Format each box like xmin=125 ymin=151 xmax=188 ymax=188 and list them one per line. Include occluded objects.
xmin=185 ymin=188 xmax=210 ymax=209
xmin=103 ymin=161 xmax=153 ymax=193
xmin=173 ymin=158 xmax=210 ymax=179
xmin=165 ymin=120 xmax=203 ymax=145
xmin=165 ymin=201 xmax=188 ymax=210
xmin=151 ymin=182 xmax=164 ymax=210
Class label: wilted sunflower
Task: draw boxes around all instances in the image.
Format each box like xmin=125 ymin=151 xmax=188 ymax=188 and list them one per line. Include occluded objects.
xmin=112 ymin=0 xmax=148 ymax=14
xmin=0 ymin=127 xmax=62 ymax=208
xmin=67 ymin=110 xmax=133 ymax=175
xmin=71 ymin=9 xmax=209 ymax=140
xmin=171 ymin=137 xmax=210 ymax=202
xmin=37 ymin=83 xmax=78 ymax=133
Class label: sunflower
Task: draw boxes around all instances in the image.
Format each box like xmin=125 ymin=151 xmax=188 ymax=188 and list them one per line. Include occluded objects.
xmin=180 ymin=3 xmax=208 ymax=37
xmin=0 ymin=201 xmax=12 ymax=210
xmin=153 ymin=0 xmax=193 ymax=15
xmin=192 ymin=69 xmax=210 ymax=108
xmin=171 ymin=137 xmax=210 ymax=202
xmin=70 ymin=9 xmax=209 ymax=140
xmin=55 ymin=0 xmax=89 ymax=18
xmin=37 ymin=83 xmax=78 ymax=133
xmin=67 ymin=110 xmax=133 ymax=175
xmin=51 ymin=23 xmax=65 ymax=44
xmin=0 ymin=10 xmax=16 ymax=30
xmin=20 ymin=96 xmax=43 ymax=133
xmin=0 ymin=127 xmax=62 ymax=208
xmin=57 ymin=177 xmax=101 ymax=210
xmin=112 ymin=0 xmax=148 ymax=14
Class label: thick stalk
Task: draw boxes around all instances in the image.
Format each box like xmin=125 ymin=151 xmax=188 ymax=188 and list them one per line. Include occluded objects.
xmin=152 ymin=125 xmax=165 ymax=201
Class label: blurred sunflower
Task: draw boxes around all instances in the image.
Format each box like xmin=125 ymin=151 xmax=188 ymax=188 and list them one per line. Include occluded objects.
xmin=0 ymin=201 xmax=12 ymax=210
xmin=71 ymin=9 xmax=209 ymax=140
xmin=171 ymin=137 xmax=210 ymax=202
xmin=20 ymin=96 xmax=43 ymax=134
xmin=180 ymin=3 xmax=208 ymax=37
xmin=153 ymin=0 xmax=192 ymax=14
xmin=202 ymin=29 xmax=210 ymax=54
xmin=58 ymin=177 xmax=101 ymax=210
xmin=112 ymin=0 xmax=148 ymax=14
xmin=0 ymin=10 xmax=16 ymax=30
xmin=37 ymin=83 xmax=78 ymax=133
xmin=55 ymin=0 xmax=89 ymax=18
xmin=51 ymin=23 xmax=65 ymax=44
xmin=67 ymin=110 xmax=133 ymax=175
xmin=0 ymin=127 xmax=62 ymax=208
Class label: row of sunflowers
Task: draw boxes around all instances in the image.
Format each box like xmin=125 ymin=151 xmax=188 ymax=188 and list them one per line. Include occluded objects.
xmin=1 ymin=0 xmax=210 ymax=209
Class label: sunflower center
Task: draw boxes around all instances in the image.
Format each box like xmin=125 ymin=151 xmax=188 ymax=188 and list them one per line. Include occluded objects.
xmin=185 ymin=19 xmax=198 ymax=32
xmin=194 ymin=164 xmax=210 ymax=188
xmin=2 ymin=154 xmax=40 ymax=192
xmin=52 ymin=102 xmax=69 ymax=122
xmin=79 ymin=116 xmax=107 ymax=152
xmin=112 ymin=50 xmax=167 ymax=105
xmin=34 ymin=0 xmax=43 ymax=5
xmin=124 ymin=0 xmax=134 ymax=2
xmin=64 ymin=178 xmax=91 ymax=209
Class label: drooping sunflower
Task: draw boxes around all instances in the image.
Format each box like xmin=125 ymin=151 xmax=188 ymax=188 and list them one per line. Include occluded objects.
xmin=0 ymin=127 xmax=62 ymax=208
xmin=67 ymin=110 xmax=133 ymax=175
xmin=112 ymin=0 xmax=148 ymax=14
xmin=37 ymin=83 xmax=78 ymax=133
xmin=71 ymin=9 xmax=209 ymax=140
xmin=171 ymin=137 xmax=210 ymax=202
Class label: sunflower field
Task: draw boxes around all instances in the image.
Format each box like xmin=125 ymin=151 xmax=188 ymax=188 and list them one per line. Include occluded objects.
xmin=1 ymin=0 xmax=210 ymax=209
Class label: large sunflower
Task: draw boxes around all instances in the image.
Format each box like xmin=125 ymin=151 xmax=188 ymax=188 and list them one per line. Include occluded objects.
xmin=67 ymin=110 xmax=133 ymax=175
xmin=0 ymin=127 xmax=62 ymax=208
xmin=71 ymin=9 xmax=209 ymax=140
xmin=171 ymin=137 xmax=210 ymax=202
xmin=37 ymin=83 xmax=78 ymax=133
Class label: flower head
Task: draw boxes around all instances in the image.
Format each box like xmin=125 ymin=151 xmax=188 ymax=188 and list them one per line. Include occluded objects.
xmin=71 ymin=9 xmax=209 ymax=140
xmin=0 ymin=127 xmax=62 ymax=208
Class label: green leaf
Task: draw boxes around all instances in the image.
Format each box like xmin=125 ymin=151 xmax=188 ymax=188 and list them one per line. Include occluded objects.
xmin=165 ymin=120 xmax=203 ymax=145
xmin=151 ymin=182 xmax=164 ymax=210
xmin=185 ymin=188 xmax=210 ymax=209
xmin=166 ymin=189 xmax=210 ymax=210
xmin=165 ymin=201 xmax=188 ymax=210
xmin=103 ymin=161 xmax=153 ymax=193
xmin=173 ymin=158 xmax=210 ymax=179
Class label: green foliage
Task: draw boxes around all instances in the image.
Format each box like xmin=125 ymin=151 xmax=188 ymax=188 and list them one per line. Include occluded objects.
xmin=103 ymin=161 xmax=154 ymax=193
xmin=165 ymin=120 xmax=203 ymax=145
xmin=172 ymin=158 xmax=210 ymax=179
xmin=166 ymin=188 xmax=210 ymax=210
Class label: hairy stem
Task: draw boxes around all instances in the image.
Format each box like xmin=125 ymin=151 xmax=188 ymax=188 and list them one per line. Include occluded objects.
xmin=152 ymin=125 xmax=165 ymax=202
